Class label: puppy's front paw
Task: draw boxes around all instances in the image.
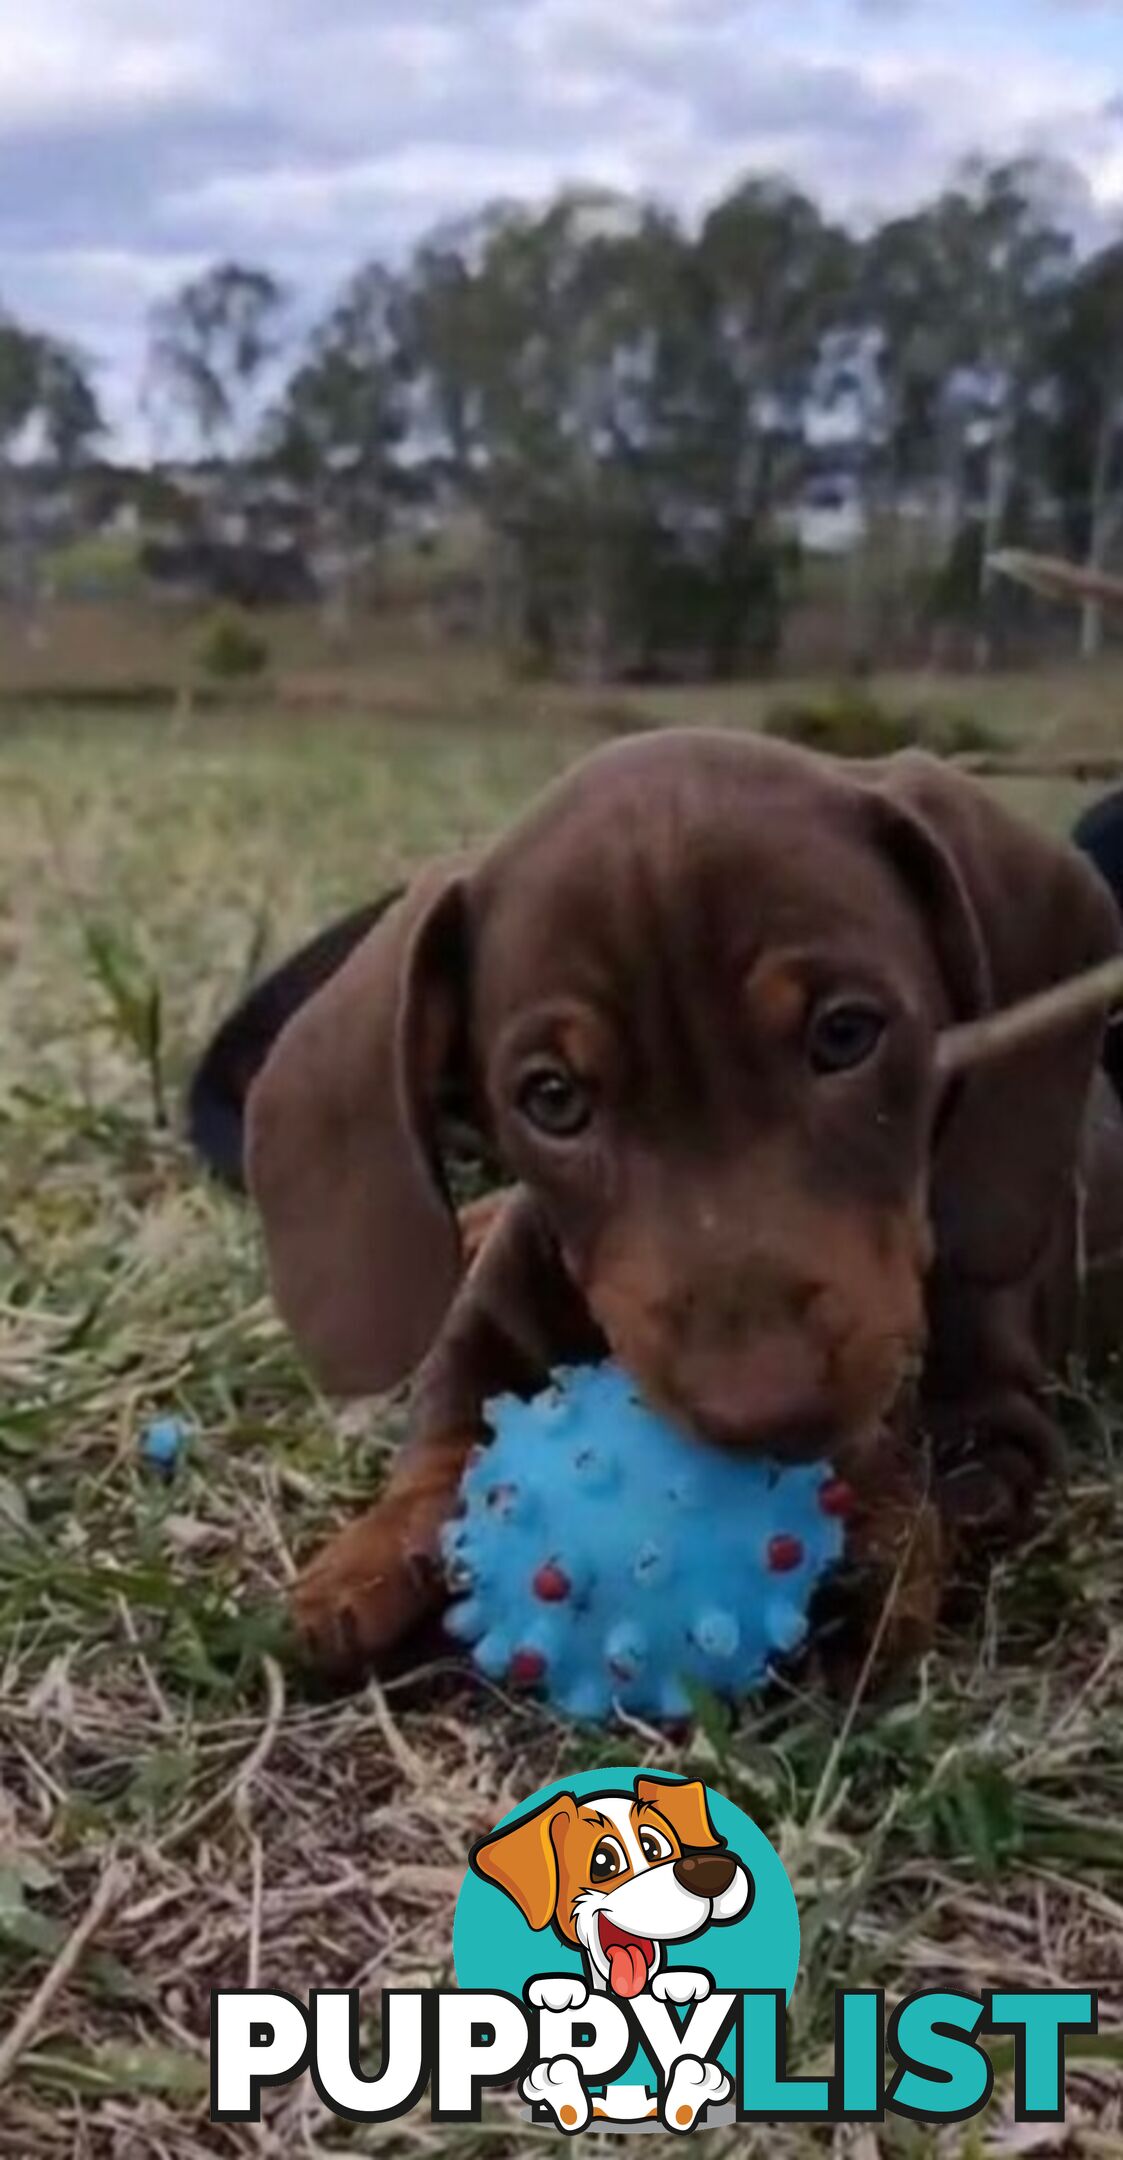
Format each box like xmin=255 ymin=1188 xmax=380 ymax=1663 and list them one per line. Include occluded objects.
xmin=527 ymin=1975 xmax=589 ymax=2013
xmin=652 ymin=1969 xmax=712 ymax=2005
xmin=293 ymin=1437 xmax=477 ymax=1678
xmin=662 ymin=2057 xmax=730 ymax=2132
xmin=292 ymin=1501 xmax=441 ymax=1676
xmin=520 ymin=2055 xmax=590 ymax=2132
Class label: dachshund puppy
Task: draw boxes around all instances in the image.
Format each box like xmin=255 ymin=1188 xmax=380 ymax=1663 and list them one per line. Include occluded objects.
xmin=195 ymin=733 xmax=1123 ymax=1677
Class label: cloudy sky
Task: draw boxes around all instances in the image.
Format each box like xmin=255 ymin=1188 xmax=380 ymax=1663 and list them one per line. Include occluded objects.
xmin=1 ymin=0 xmax=1121 ymax=448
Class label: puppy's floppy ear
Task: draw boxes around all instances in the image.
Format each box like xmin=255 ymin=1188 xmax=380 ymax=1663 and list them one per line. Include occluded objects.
xmin=867 ymin=753 xmax=1120 ymax=1283
xmin=246 ymin=861 xmax=469 ymax=1396
xmin=635 ymin=1777 xmax=722 ymax=1852
xmin=470 ymin=1794 xmax=579 ymax=1931
xmin=188 ymin=897 xmax=397 ymax=1190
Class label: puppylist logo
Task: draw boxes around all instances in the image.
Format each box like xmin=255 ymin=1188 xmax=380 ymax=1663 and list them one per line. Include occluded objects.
xmin=210 ymin=1766 xmax=1097 ymax=2132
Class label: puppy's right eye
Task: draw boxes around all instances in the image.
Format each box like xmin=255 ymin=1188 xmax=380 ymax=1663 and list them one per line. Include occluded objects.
xmin=590 ymin=1835 xmax=627 ymax=1881
xmin=516 ymin=1062 xmax=593 ymax=1138
xmin=806 ymin=998 xmax=886 ymax=1076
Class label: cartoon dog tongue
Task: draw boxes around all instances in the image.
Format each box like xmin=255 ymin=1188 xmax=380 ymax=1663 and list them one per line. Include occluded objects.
xmin=600 ymin=1921 xmax=656 ymax=1998
xmin=607 ymin=1942 xmax=649 ymax=1997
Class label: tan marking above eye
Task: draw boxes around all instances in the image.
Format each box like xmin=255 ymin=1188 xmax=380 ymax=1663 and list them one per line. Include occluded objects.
xmin=743 ymin=957 xmax=809 ymax=1040
xmin=555 ymin=1015 xmax=604 ymax=1080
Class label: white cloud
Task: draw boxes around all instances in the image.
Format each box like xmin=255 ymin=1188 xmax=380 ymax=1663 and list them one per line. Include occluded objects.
xmin=0 ymin=22 xmax=217 ymax=129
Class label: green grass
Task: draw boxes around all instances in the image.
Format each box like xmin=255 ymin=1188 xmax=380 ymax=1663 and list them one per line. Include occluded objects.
xmin=1 ymin=694 xmax=1121 ymax=2157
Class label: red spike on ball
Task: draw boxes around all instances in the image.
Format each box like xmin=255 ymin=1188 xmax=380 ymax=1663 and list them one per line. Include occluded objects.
xmin=819 ymin=1478 xmax=856 ymax=1520
xmin=509 ymin=1648 xmax=547 ymax=1687
xmin=533 ymin=1561 xmax=571 ymax=1603
xmin=767 ymin=1534 xmax=805 ymax=1574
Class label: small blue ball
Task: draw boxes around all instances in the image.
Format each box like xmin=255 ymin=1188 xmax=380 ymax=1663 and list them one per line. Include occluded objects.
xmin=441 ymin=1363 xmax=847 ymax=1724
xmin=140 ymin=1416 xmax=190 ymax=1476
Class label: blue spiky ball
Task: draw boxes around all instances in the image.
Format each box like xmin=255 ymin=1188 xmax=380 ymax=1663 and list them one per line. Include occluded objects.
xmin=441 ymin=1363 xmax=850 ymax=1724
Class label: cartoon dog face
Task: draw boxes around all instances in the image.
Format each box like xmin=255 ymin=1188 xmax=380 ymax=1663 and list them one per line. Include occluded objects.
xmin=471 ymin=1775 xmax=753 ymax=1997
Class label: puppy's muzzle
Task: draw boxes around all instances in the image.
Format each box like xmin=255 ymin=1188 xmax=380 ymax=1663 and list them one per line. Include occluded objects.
xmin=672 ymin=1851 xmax=738 ymax=1898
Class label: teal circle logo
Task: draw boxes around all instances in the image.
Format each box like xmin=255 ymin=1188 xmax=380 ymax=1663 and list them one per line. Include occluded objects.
xmin=454 ymin=1765 xmax=799 ymax=2095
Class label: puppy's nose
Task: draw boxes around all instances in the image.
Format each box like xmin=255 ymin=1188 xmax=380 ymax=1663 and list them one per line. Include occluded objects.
xmin=684 ymin=1335 xmax=833 ymax=1460
xmin=672 ymin=1851 xmax=737 ymax=1898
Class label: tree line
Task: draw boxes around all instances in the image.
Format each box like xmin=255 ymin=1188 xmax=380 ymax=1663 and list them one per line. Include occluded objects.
xmin=7 ymin=152 xmax=1123 ymax=675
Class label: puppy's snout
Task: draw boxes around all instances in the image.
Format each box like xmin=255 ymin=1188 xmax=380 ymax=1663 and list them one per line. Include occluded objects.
xmin=684 ymin=1329 xmax=832 ymax=1460
xmin=672 ymin=1851 xmax=737 ymax=1898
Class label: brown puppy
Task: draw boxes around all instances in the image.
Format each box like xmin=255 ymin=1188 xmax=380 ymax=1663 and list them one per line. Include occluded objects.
xmin=245 ymin=731 xmax=1123 ymax=1676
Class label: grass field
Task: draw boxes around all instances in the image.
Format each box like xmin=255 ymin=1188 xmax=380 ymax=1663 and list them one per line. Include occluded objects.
xmin=1 ymin=677 xmax=1122 ymax=2157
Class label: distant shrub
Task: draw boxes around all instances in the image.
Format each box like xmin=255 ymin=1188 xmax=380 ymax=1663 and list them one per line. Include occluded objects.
xmin=194 ymin=605 xmax=270 ymax=684
xmin=937 ymin=712 xmax=996 ymax=755
xmin=764 ymin=683 xmax=997 ymax=760
xmin=765 ymin=685 xmax=919 ymax=758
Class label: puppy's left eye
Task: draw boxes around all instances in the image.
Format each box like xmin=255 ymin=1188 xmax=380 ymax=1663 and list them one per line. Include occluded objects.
xmin=639 ymin=1827 xmax=672 ymax=1864
xmin=806 ymin=999 xmax=886 ymax=1076
xmin=516 ymin=1061 xmax=594 ymax=1138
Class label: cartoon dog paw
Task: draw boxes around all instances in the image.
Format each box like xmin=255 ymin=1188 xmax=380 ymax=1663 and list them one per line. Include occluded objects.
xmin=661 ymin=2057 xmax=731 ymax=2132
xmin=652 ymin=1968 xmax=712 ymax=2006
xmin=521 ymin=2054 xmax=591 ymax=2132
xmin=527 ymin=1974 xmax=589 ymax=2013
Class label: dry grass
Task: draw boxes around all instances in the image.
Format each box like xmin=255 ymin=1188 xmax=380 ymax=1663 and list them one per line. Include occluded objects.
xmin=0 ymin=694 xmax=1122 ymax=2158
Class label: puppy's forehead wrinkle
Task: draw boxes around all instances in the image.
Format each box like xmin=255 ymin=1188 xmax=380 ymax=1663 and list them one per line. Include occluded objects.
xmin=474 ymin=750 xmax=903 ymax=1002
